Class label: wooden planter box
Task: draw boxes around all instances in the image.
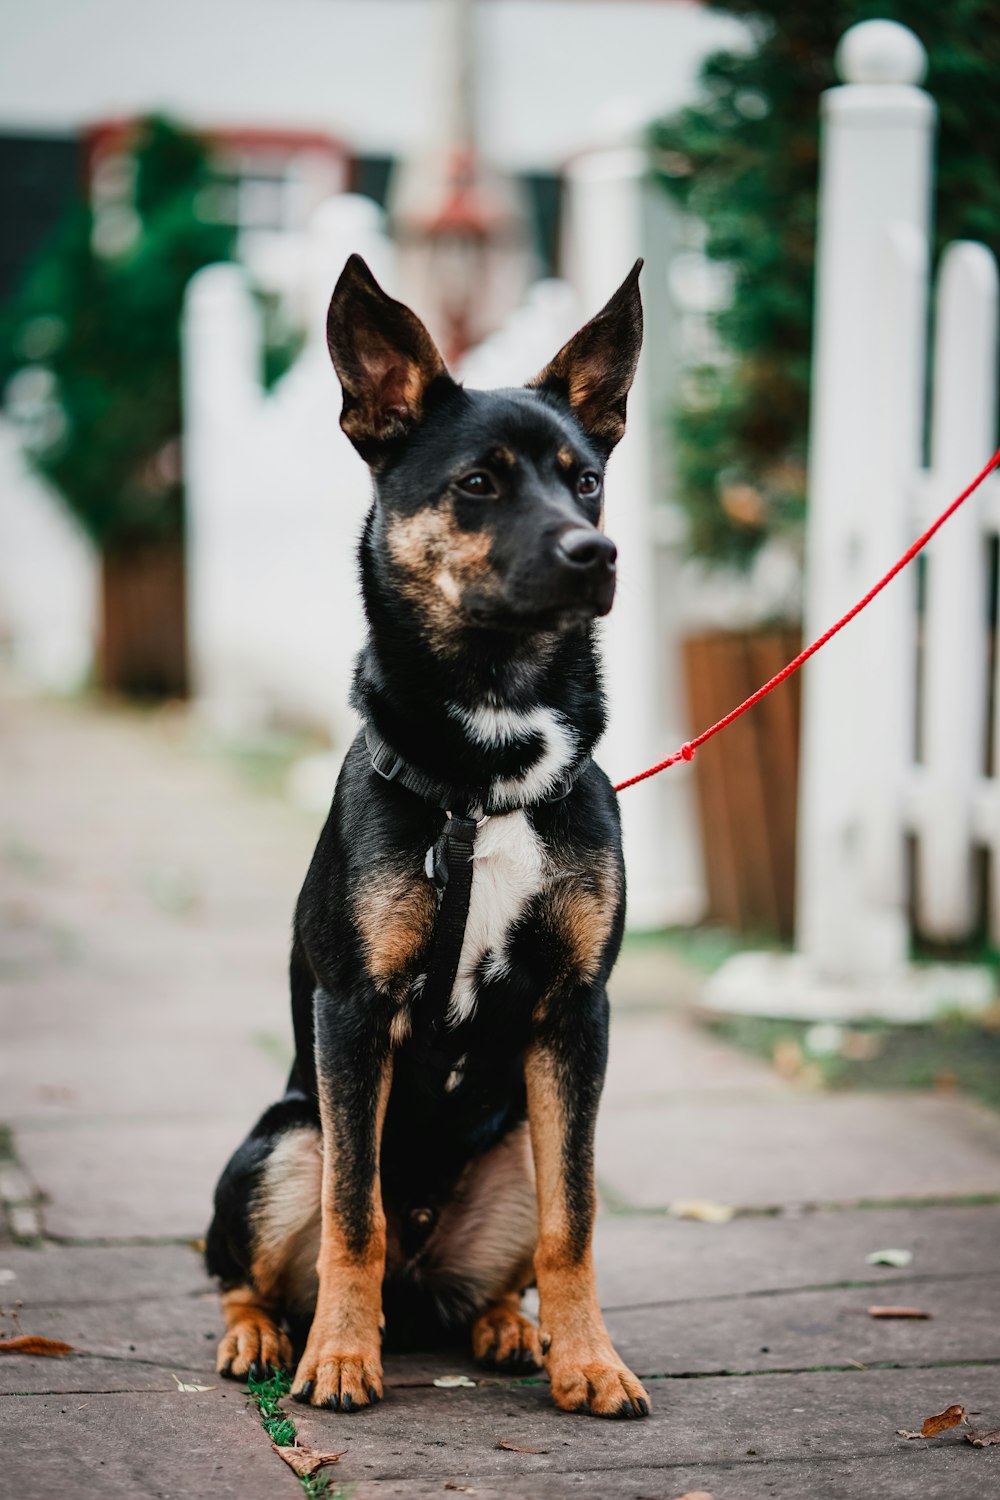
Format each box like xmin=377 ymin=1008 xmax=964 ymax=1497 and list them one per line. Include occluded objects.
xmin=99 ymin=538 xmax=188 ymax=699
xmin=682 ymin=628 xmax=801 ymax=940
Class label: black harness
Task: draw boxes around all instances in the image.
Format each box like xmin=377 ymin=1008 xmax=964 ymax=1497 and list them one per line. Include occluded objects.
xmin=364 ymin=722 xmax=588 ymax=1024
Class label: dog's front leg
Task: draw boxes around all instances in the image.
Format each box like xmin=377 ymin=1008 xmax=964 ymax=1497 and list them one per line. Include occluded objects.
xmin=291 ymin=986 xmax=391 ymax=1411
xmin=525 ymin=993 xmax=650 ymax=1419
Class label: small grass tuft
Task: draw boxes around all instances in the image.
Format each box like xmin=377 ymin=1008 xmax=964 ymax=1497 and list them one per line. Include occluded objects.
xmin=245 ymin=1367 xmax=349 ymax=1499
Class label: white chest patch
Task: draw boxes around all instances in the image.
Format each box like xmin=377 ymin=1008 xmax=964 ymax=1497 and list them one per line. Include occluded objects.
xmin=453 ymin=701 xmax=577 ymax=809
xmin=447 ymin=810 xmax=545 ymax=1025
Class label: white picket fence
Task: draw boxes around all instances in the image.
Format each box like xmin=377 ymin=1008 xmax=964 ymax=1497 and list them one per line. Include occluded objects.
xmin=709 ymin=20 xmax=999 ymax=1019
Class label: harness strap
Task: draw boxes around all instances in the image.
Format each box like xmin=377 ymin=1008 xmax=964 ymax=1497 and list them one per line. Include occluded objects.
xmin=418 ymin=814 xmax=480 ymax=1019
xmin=363 ymin=719 xmax=590 ymax=1066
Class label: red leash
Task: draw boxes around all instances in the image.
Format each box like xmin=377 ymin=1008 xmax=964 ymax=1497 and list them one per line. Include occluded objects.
xmin=614 ymin=445 xmax=1000 ymax=795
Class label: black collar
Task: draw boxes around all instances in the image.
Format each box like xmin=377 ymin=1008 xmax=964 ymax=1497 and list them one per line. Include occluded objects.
xmin=364 ymin=722 xmax=588 ymax=817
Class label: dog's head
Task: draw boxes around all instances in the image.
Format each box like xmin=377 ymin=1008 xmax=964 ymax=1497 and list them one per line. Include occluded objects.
xmin=327 ymin=255 xmax=642 ymax=647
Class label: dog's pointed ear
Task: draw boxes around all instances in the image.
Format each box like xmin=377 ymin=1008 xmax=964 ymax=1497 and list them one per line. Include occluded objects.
xmin=327 ymin=255 xmax=453 ymax=466
xmin=528 ymin=260 xmax=643 ymax=455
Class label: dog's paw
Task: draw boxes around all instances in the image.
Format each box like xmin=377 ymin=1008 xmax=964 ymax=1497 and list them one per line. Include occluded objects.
xmin=216 ymin=1311 xmax=292 ymax=1382
xmin=290 ymin=1345 xmax=383 ymax=1412
xmin=471 ymin=1303 xmax=543 ymax=1373
xmin=546 ymin=1353 xmax=650 ymax=1418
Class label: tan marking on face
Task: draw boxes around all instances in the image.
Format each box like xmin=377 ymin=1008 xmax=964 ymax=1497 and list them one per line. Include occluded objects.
xmin=355 ymin=868 xmax=436 ymax=998
xmin=436 ymin=568 xmax=461 ymax=605
xmin=491 ymin=445 xmax=516 ymax=469
xmin=556 ymin=446 xmax=575 ymax=471
xmin=386 ymin=501 xmax=495 ymax=654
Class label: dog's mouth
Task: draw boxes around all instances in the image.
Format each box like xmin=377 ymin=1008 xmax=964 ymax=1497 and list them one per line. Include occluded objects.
xmin=465 ymin=579 xmax=615 ymax=634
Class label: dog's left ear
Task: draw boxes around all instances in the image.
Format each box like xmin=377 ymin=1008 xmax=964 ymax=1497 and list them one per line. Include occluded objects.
xmin=528 ymin=260 xmax=643 ymax=456
xmin=327 ymin=255 xmax=453 ymax=467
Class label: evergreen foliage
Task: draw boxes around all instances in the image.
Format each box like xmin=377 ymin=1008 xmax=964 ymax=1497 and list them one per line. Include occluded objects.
xmin=652 ymin=2 xmax=1000 ymax=566
xmin=2 ymin=118 xmax=234 ymax=549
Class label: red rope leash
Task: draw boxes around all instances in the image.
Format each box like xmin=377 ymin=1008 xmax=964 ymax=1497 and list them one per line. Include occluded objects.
xmin=614 ymin=444 xmax=1000 ymax=794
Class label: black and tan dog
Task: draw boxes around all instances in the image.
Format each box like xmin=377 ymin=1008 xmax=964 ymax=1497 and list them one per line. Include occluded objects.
xmin=205 ymin=253 xmax=649 ymax=1418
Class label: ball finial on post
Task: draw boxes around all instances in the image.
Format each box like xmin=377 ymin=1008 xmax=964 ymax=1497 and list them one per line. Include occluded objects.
xmin=835 ymin=20 xmax=928 ymax=87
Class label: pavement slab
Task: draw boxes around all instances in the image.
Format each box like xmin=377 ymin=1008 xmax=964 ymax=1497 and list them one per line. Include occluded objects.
xmin=597 ymin=1090 xmax=1000 ymax=1209
xmin=0 ymin=1389 xmax=300 ymax=1500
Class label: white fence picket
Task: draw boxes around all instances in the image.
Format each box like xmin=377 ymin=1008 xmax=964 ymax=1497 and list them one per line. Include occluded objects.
xmin=915 ymin=242 xmax=999 ymax=939
xmin=859 ymin=224 xmax=927 ymax=939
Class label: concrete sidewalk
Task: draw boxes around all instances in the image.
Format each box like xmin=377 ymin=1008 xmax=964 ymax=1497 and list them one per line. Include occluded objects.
xmin=2 ymin=691 xmax=998 ymax=1499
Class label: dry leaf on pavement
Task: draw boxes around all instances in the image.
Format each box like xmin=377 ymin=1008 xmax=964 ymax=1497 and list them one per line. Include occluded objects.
xmin=171 ymin=1374 xmax=215 ymax=1392
xmin=966 ymin=1429 xmax=1000 ymax=1447
xmin=897 ymin=1404 xmax=968 ymax=1440
xmin=868 ymin=1306 xmax=931 ymax=1319
xmin=922 ymin=1404 xmax=967 ymax=1436
xmin=434 ymin=1374 xmax=477 ymax=1388
xmin=667 ymin=1200 xmax=734 ymax=1224
xmin=444 ymin=1486 xmax=475 ymax=1493
xmin=865 ymin=1248 xmax=912 ymax=1268
xmin=496 ymin=1439 xmax=547 ymax=1453
xmin=669 ymin=1492 xmax=716 ymax=1499
xmin=0 ymin=1335 xmax=75 ymax=1356
xmin=272 ymin=1442 xmax=347 ymax=1478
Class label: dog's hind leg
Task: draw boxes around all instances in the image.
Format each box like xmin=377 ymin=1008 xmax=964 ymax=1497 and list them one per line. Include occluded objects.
xmin=400 ymin=1122 xmax=542 ymax=1371
xmin=206 ymin=1092 xmax=322 ymax=1381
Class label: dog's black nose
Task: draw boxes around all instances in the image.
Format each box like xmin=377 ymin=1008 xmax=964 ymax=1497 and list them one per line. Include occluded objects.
xmin=556 ymin=527 xmax=617 ymax=573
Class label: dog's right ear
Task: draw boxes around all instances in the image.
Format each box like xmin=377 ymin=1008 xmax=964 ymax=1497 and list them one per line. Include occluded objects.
xmin=326 ymin=255 xmax=453 ymax=467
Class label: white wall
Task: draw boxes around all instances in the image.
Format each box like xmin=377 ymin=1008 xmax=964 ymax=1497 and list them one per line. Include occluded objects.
xmin=0 ymin=0 xmax=746 ymax=171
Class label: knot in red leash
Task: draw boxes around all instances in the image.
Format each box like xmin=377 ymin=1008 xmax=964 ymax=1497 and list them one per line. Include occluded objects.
xmin=614 ymin=444 xmax=1000 ymax=795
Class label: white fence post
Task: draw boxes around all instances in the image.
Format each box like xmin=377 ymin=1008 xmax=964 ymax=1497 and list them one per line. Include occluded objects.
xmin=796 ymin=20 xmax=934 ymax=981
xmin=563 ymin=140 xmax=705 ymax=929
xmin=915 ymin=242 xmax=999 ymax=938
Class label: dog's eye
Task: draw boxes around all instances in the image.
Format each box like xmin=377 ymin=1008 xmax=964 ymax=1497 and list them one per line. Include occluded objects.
xmin=578 ymin=471 xmax=601 ymax=498
xmin=456 ymin=472 xmax=496 ymax=498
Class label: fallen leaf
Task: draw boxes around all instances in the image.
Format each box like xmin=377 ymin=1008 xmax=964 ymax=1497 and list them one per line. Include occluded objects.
xmin=272 ymin=1442 xmax=347 ymax=1478
xmin=0 ymin=1335 xmax=74 ymax=1357
xmin=434 ymin=1374 xmax=477 ymax=1388
xmin=896 ymin=1430 xmax=924 ymax=1440
xmin=868 ymin=1306 xmax=931 ymax=1319
xmin=922 ymin=1404 xmax=967 ymax=1437
xmin=444 ymin=1486 xmax=475 ymax=1494
xmin=171 ymin=1374 xmax=215 ymax=1393
xmin=669 ymin=1492 xmax=716 ymax=1500
xmin=865 ymin=1248 xmax=912 ymax=1268
xmin=496 ymin=1439 xmax=547 ymax=1454
xmin=966 ymin=1429 xmax=1000 ymax=1447
xmin=846 ymin=1359 xmax=867 ymax=1370
xmin=667 ymin=1199 xmax=734 ymax=1224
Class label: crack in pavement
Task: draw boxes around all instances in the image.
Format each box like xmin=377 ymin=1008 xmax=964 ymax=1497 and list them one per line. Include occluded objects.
xmin=6 ymin=1353 xmax=1000 ymax=1399
xmin=601 ymin=1268 xmax=998 ymax=1314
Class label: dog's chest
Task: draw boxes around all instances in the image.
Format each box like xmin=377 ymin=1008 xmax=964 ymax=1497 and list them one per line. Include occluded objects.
xmin=447 ymin=810 xmax=545 ymax=1025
